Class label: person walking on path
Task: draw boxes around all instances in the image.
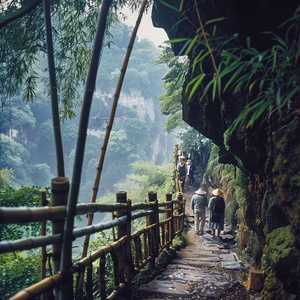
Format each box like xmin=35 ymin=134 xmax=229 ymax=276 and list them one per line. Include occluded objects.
xmin=208 ymin=188 xmax=225 ymax=237
xmin=191 ymin=187 xmax=208 ymax=235
xmin=177 ymin=155 xmax=188 ymax=192
xmin=186 ymin=159 xmax=196 ymax=186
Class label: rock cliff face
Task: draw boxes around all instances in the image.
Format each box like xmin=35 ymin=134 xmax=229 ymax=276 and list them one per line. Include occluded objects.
xmin=152 ymin=0 xmax=300 ymax=297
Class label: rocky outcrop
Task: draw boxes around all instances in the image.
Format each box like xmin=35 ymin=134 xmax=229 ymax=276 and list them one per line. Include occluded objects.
xmin=152 ymin=0 xmax=300 ymax=297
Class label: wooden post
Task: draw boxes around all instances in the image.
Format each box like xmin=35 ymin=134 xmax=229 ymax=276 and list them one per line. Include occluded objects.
xmin=99 ymin=255 xmax=106 ymax=300
xmin=51 ymin=177 xmax=69 ymax=275
xmin=116 ymin=191 xmax=127 ymax=239
xmin=246 ymin=269 xmax=265 ymax=292
xmin=116 ymin=191 xmax=127 ymax=283
xmin=173 ymin=145 xmax=182 ymax=193
xmin=148 ymin=191 xmax=158 ymax=268
xmin=40 ymin=189 xmax=48 ymax=300
xmin=86 ymin=265 xmax=93 ymax=300
xmin=165 ymin=193 xmax=172 ymax=247
xmin=125 ymin=200 xmax=133 ymax=284
xmin=177 ymin=192 xmax=183 ymax=233
xmin=173 ymin=144 xmax=179 ymax=170
xmin=170 ymin=198 xmax=175 ymax=241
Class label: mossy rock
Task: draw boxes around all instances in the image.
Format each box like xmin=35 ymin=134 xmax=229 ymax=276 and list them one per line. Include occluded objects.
xmin=261 ymin=271 xmax=297 ymax=300
xmin=262 ymin=226 xmax=300 ymax=295
xmin=261 ymin=191 xmax=289 ymax=236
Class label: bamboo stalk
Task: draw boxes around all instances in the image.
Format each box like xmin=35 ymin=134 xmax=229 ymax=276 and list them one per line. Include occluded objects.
xmin=10 ymin=274 xmax=63 ymax=300
xmin=81 ymin=0 xmax=148 ymax=261
xmin=43 ymin=0 xmax=65 ymax=176
xmin=110 ymin=248 xmax=120 ymax=291
xmin=59 ymin=1 xmax=113 ymax=298
xmin=125 ymin=200 xmax=133 ymax=284
xmin=86 ymin=265 xmax=93 ymax=300
xmin=99 ymin=255 xmax=106 ymax=300
xmin=40 ymin=189 xmax=47 ymax=300
xmin=0 ymin=208 xmax=157 ymax=254
xmin=0 ymin=202 xmax=154 ymax=225
xmin=51 ymin=177 xmax=69 ymax=275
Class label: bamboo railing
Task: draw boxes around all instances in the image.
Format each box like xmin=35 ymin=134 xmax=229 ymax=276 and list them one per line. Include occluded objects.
xmin=0 ymin=190 xmax=185 ymax=300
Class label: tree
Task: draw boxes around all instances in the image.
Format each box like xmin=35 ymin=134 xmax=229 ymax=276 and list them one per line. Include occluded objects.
xmin=0 ymin=168 xmax=14 ymax=187
xmin=0 ymin=98 xmax=36 ymax=139
xmin=156 ymin=45 xmax=189 ymax=132
xmin=0 ymin=134 xmax=30 ymax=185
xmin=157 ymin=45 xmax=212 ymax=166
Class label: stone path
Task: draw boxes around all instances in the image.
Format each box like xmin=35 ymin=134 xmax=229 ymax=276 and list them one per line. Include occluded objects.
xmin=134 ymin=185 xmax=261 ymax=299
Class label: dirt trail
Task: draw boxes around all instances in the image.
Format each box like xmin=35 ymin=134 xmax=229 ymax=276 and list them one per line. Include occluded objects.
xmin=133 ymin=184 xmax=262 ymax=299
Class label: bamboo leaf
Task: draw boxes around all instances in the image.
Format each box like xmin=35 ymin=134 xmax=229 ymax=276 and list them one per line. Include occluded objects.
xmin=228 ymin=109 xmax=250 ymax=133
xmin=275 ymin=87 xmax=281 ymax=108
xmin=185 ymin=35 xmax=200 ymax=56
xmin=279 ymin=87 xmax=300 ymax=108
xmin=247 ymin=102 xmax=269 ymax=128
xmin=186 ymin=74 xmax=206 ymax=100
xmin=246 ymin=36 xmax=251 ymax=48
xmin=205 ymin=17 xmax=226 ymax=26
xmin=212 ymin=77 xmax=217 ymax=100
xmin=159 ymin=0 xmax=181 ymax=12
xmin=221 ymin=50 xmax=240 ymax=61
xmin=223 ymin=65 xmax=244 ymax=92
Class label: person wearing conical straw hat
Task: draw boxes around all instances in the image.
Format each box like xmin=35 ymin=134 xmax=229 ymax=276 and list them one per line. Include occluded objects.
xmin=177 ymin=155 xmax=188 ymax=192
xmin=208 ymin=188 xmax=225 ymax=237
xmin=191 ymin=186 xmax=208 ymax=234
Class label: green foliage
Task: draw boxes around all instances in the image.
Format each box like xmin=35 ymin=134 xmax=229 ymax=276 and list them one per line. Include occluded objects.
xmin=0 ymin=185 xmax=50 ymax=241
xmin=0 ymin=168 xmax=15 ymax=187
xmin=181 ymin=15 xmax=300 ymax=133
xmin=0 ymin=134 xmax=30 ymax=184
xmin=205 ymin=144 xmax=221 ymax=183
xmin=97 ymin=23 xmax=167 ymax=99
xmin=156 ymin=45 xmax=188 ymax=132
xmin=178 ymin=127 xmax=211 ymax=156
xmin=205 ymin=144 xmax=247 ymax=226
xmin=0 ymin=251 xmax=42 ymax=299
xmin=110 ymin=161 xmax=173 ymax=202
xmin=262 ymin=226 xmax=300 ymax=296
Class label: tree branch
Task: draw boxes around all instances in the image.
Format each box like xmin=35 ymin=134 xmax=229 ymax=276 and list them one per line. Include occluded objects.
xmin=0 ymin=0 xmax=43 ymax=30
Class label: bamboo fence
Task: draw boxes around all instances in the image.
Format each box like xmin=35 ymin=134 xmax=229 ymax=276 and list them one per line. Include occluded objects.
xmin=1 ymin=189 xmax=185 ymax=300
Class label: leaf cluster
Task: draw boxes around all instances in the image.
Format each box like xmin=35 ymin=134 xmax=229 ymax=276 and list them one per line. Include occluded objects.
xmin=156 ymin=45 xmax=189 ymax=132
xmin=181 ymin=15 xmax=300 ymax=133
xmin=0 ymin=185 xmax=51 ymax=241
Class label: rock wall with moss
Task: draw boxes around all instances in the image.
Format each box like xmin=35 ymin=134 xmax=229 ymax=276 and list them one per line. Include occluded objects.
xmin=152 ymin=0 xmax=300 ymax=298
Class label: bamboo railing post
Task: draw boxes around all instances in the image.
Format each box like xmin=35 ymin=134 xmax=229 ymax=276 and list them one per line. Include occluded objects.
xmin=177 ymin=192 xmax=183 ymax=233
xmin=165 ymin=193 xmax=172 ymax=248
xmin=99 ymin=255 xmax=106 ymax=300
xmin=51 ymin=177 xmax=69 ymax=275
xmin=147 ymin=191 xmax=158 ymax=268
xmin=125 ymin=200 xmax=133 ymax=285
xmin=86 ymin=265 xmax=93 ymax=300
xmin=173 ymin=145 xmax=181 ymax=193
xmin=170 ymin=198 xmax=175 ymax=242
xmin=40 ymin=189 xmax=48 ymax=300
xmin=116 ymin=191 xmax=127 ymax=283
xmin=173 ymin=144 xmax=179 ymax=171
xmin=116 ymin=191 xmax=127 ymax=239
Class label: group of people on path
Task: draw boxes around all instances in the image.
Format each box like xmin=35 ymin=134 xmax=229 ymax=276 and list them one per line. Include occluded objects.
xmin=176 ymin=154 xmax=225 ymax=236
xmin=177 ymin=155 xmax=196 ymax=191
xmin=190 ymin=186 xmax=225 ymax=236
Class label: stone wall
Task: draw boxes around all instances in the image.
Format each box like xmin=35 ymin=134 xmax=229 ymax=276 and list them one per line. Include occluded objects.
xmin=152 ymin=0 xmax=300 ymax=297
